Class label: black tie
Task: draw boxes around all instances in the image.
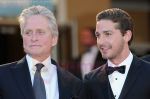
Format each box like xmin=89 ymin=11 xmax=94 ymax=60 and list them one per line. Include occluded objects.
xmin=106 ymin=65 xmax=126 ymax=75
xmin=33 ymin=63 xmax=46 ymax=99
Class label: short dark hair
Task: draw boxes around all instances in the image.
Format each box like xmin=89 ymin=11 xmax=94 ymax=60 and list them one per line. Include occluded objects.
xmin=96 ymin=8 xmax=134 ymax=45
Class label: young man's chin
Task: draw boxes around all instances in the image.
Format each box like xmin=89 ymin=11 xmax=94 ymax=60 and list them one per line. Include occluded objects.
xmin=101 ymin=55 xmax=108 ymax=59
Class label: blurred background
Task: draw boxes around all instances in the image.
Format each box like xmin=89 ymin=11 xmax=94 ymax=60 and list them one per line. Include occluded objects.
xmin=0 ymin=0 xmax=149 ymax=69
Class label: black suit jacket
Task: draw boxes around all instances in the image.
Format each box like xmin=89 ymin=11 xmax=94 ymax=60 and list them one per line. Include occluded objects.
xmin=142 ymin=55 xmax=150 ymax=62
xmin=79 ymin=56 xmax=150 ymax=99
xmin=0 ymin=57 xmax=82 ymax=99
xmin=68 ymin=52 xmax=106 ymax=79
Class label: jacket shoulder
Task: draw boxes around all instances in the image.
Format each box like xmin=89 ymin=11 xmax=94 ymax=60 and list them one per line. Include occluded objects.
xmin=0 ymin=61 xmax=17 ymax=69
xmin=58 ymin=66 xmax=82 ymax=83
xmin=84 ymin=64 xmax=106 ymax=80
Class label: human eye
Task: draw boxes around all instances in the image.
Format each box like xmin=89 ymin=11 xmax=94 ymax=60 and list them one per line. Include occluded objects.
xmin=104 ymin=31 xmax=112 ymax=36
xmin=37 ymin=30 xmax=45 ymax=35
xmin=23 ymin=30 xmax=32 ymax=36
xmin=95 ymin=32 xmax=100 ymax=38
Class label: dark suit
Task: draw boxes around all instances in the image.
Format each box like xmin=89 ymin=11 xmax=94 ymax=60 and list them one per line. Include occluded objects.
xmin=142 ymin=55 xmax=150 ymax=62
xmin=79 ymin=56 xmax=150 ymax=99
xmin=69 ymin=52 xmax=106 ymax=79
xmin=0 ymin=57 xmax=82 ymax=99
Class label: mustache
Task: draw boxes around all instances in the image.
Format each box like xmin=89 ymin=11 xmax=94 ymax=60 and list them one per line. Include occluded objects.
xmin=97 ymin=44 xmax=112 ymax=49
xmin=97 ymin=44 xmax=106 ymax=49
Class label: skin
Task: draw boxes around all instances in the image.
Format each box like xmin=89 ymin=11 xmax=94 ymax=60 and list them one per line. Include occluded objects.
xmin=22 ymin=15 xmax=58 ymax=62
xmin=95 ymin=19 xmax=132 ymax=65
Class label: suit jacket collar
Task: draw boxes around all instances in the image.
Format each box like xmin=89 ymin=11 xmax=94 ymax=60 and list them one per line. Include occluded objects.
xmin=93 ymin=64 xmax=115 ymax=99
xmin=11 ymin=57 xmax=35 ymax=99
xmin=97 ymin=55 xmax=142 ymax=99
xmin=119 ymin=55 xmax=142 ymax=99
xmin=51 ymin=59 xmax=76 ymax=99
xmin=11 ymin=57 xmax=76 ymax=99
xmin=51 ymin=59 xmax=68 ymax=99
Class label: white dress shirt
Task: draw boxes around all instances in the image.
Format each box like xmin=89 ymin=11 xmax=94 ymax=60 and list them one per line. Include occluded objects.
xmin=26 ymin=54 xmax=59 ymax=99
xmin=108 ymin=52 xmax=133 ymax=99
xmin=81 ymin=46 xmax=99 ymax=78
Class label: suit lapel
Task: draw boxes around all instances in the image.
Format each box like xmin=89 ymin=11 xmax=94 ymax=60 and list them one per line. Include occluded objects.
xmin=51 ymin=60 xmax=75 ymax=99
xmin=51 ymin=59 xmax=69 ymax=99
xmin=96 ymin=64 xmax=115 ymax=99
xmin=11 ymin=57 xmax=35 ymax=99
xmin=119 ymin=56 xmax=142 ymax=99
xmin=57 ymin=68 xmax=69 ymax=99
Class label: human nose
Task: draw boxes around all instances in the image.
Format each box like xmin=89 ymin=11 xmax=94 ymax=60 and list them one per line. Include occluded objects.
xmin=31 ymin=32 xmax=38 ymax=41
xmin=97 ymin=35 xmax=105 ymax=45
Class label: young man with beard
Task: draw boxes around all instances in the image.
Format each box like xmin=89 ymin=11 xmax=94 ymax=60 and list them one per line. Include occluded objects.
xmin=79 ymin=8 xmax=150 ymax=99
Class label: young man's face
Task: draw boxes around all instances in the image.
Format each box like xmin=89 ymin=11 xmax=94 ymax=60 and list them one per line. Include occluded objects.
xmin=22 ymin=15 xmax=57 ymax=61
xmin=96 ymin=19 xmax=131 ymax=63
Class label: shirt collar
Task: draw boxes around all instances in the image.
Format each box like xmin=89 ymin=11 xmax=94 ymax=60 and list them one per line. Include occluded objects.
xmin=108 ymin=52 xmax=133 ymax=74
xmin=26 ymin=54 xmax=53 ymax=72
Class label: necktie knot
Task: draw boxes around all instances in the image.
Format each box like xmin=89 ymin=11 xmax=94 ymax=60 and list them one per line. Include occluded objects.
xmin=106 ymin=65 xmax=126 ymax=75
xmin=35 ymin=63 xmax=44 ymax=72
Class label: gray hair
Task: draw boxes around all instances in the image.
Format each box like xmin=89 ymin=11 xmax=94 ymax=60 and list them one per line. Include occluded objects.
xmin=18 ymin=5 xmax=58 ymax=37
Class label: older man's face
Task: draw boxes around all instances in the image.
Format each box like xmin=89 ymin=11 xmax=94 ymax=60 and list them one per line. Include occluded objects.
xmin=22 ymin=15 xmax=57 ymax=61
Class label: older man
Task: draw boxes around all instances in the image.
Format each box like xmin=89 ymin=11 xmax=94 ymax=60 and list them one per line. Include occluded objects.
xmin=0 ymin=5 xmax=82 ymax=99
